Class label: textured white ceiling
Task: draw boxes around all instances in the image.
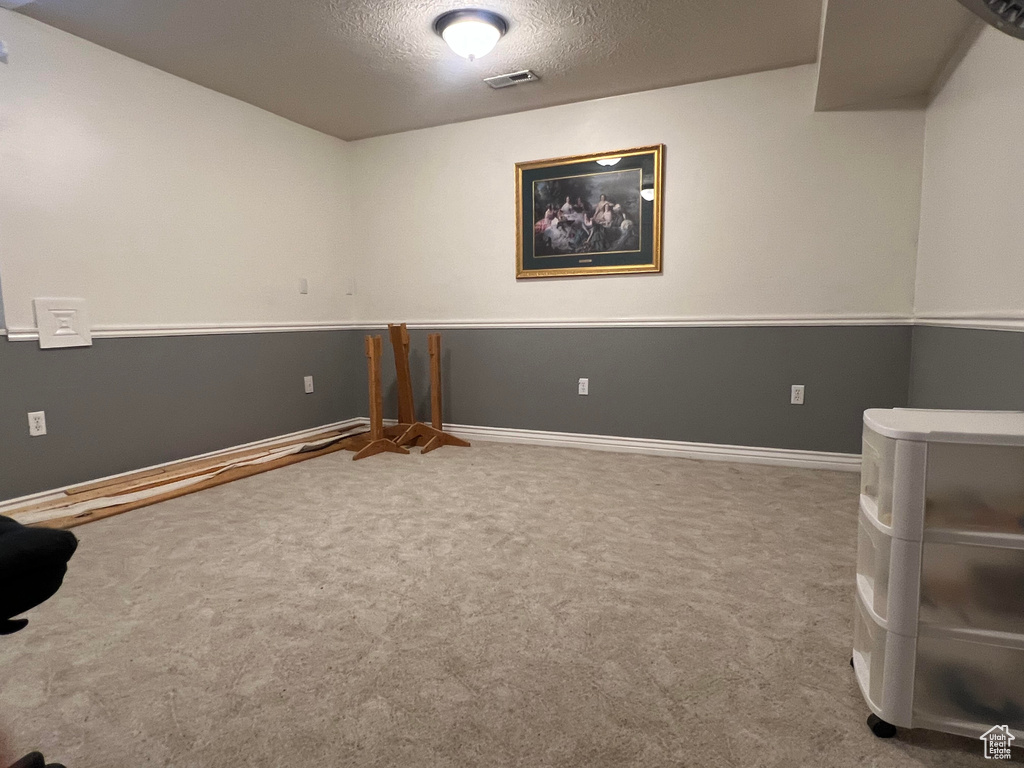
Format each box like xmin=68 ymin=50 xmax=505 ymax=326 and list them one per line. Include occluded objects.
xmin=17 ymin=0 xmax=823 ymax=140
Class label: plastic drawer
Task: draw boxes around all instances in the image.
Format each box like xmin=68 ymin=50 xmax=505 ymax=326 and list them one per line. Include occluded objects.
xmin=853 ymin=590 xmax=916 ymax=727
xmin=858 ymin=513 xmax=892 ymax=620
xmin=861 ymin=427 xmax=926 ymax=540
xmin=925 ymin=443 xmax=1024 ymax=536
xmin=862 ymin=426 xmax=895 ymax=525
xmin=856 ymin=507 xmax=922 ymax=635
xmin=914 ymin=632 xmax=1024 ymax=739
xmin=920 ymin=541 xmax=1024 ymax=636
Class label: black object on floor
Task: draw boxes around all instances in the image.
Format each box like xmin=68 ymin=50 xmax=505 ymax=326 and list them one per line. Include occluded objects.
xmin=6 ymin=752 xmax=65 ymax=768
xmin=6 ymin=752 xmax=43 ymax=768
xmin=6 ymin=752 xmax=44 ymax=768
xmin=1 ymin=518 xmax=77 ymax=768
xmin=0 ymin=515 xmax=78 ymax=634
xmin=867 ymin=713 xmax=897 ymax=738
xmin=0 ymin=618 xmax=29 ymax=635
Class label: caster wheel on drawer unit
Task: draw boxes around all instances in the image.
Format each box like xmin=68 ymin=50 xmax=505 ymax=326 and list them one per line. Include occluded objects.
xmin=867 ymin=714 xmax=897 ymax=739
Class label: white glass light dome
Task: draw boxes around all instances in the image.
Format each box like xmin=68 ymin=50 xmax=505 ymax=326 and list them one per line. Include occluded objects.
xmin=434 ymin=10 xmax=509 ymax=62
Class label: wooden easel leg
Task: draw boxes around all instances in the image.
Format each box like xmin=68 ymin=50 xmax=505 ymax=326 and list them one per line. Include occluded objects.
xmin=394 ymin=335 xmax=469 ymax=453
xmin=353 ymin=438 xmax=409 ymax=461
xmin=384 ymin=423 xmax=416 ymax=440
xmin=396 ymin=422 xmax=469 ymax=451
xmin=387 ymin=323 xmax=427 ymax=446
xmin=395 ymin=422 xmax=429 ymax=447
xmin=420 ymin=430 xmax=471 ymax=454
xmin=350 ymin=334 xmax=410 ymax=461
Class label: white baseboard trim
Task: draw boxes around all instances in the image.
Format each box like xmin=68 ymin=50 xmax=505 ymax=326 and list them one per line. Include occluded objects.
xmin=387 ymin=420 xmax=862 ymax=472
xmin=0 ymin=418 xmax=365 ymax=514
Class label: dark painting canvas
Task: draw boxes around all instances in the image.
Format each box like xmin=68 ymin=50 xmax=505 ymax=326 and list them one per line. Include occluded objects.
xmin=516 ymin=146 xmax=663 ymax=278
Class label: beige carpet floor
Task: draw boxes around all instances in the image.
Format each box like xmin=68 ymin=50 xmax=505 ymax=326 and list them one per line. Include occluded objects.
xmin=0 ymin=443 xmax=991 ymax=767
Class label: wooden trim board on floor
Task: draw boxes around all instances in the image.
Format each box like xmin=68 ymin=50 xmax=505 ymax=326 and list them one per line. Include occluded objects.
xmin=0 ymin=418 xmax=368 ymax=516
xmin=31 ymin=437 xmax=362 ymax=530
xmin=0 ymin=420 xmax=367 ymax=529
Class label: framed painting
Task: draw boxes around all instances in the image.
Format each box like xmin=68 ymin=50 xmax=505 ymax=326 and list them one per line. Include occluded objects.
xmin=515 ymin=144 xmax=663 ymax=279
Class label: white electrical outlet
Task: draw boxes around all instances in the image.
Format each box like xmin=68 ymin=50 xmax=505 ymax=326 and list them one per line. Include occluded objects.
xmin=578 ymin=378 xmax=589 ymax=396
xmin=304 ymin=376 xmax=314 ymax=394
xmin=791 ymin=385 xmax=805 ymax=405
xmin=28 ymin=411 xmax=47 ymax=436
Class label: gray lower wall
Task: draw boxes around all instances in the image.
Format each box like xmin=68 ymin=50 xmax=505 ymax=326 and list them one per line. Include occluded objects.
xmin=378 ymin=326 xmax=912 ymax=456
xmin=0 ymin=331 xmax=365 ymax=501
xmin=909 ymin=326 xmax=1024 ymax=410
xmin=6 ymin=322 xmax=1019 ymax=503
xmin=1 ymin=324 xmax=915 ymax=502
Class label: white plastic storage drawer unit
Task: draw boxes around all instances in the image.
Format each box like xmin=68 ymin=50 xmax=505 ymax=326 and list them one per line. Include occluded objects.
xmin=853 ymin=408 xmax=1024 ymax=743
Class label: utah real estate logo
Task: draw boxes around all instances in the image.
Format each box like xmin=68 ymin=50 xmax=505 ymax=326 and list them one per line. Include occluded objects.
xmin=981 ymin=725 xmax=1014 ymax=760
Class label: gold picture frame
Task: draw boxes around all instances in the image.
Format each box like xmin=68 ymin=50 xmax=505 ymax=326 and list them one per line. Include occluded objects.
xmin=515 ymin=144 xmax=663 ymax=279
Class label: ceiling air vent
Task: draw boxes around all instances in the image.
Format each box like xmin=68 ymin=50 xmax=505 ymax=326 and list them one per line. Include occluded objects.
xmin=484 ymin=70 xmax=540 ymax=89
xmin=958 ymin=0 xmax=1024 ymax=40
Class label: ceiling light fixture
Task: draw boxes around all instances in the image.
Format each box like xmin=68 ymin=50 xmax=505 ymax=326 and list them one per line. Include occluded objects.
xmin=434 ymin=9 xmax=508 ymax=61
xmin=957 ymin=0 xmax=1024 ymax=40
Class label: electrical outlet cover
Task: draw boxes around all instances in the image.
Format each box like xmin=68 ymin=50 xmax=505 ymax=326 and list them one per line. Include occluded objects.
xmin=28 ymin=411 xmax=46 ymax=436
xmin=34 ymin=298 xmax=92 ymax=349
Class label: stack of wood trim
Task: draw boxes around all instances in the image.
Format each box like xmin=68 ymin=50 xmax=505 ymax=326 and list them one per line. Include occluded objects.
xmin=7 ymin=425 xmax=365 ymax=530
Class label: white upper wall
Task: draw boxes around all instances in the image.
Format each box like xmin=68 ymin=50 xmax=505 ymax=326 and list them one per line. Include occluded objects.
xmin=0 ymin=10 xmax=354 ymax=333
xmin=349 ymin=64 xmax=924 ymax=324
xmin=1 ymin=11 xmax=928 ymax=333
xmin=916 ymin=28 xmax=1024 ymax=319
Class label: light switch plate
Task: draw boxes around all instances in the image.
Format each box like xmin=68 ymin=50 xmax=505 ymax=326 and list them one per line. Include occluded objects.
xmin=34 ymin=298 xmax=92 ymax=349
